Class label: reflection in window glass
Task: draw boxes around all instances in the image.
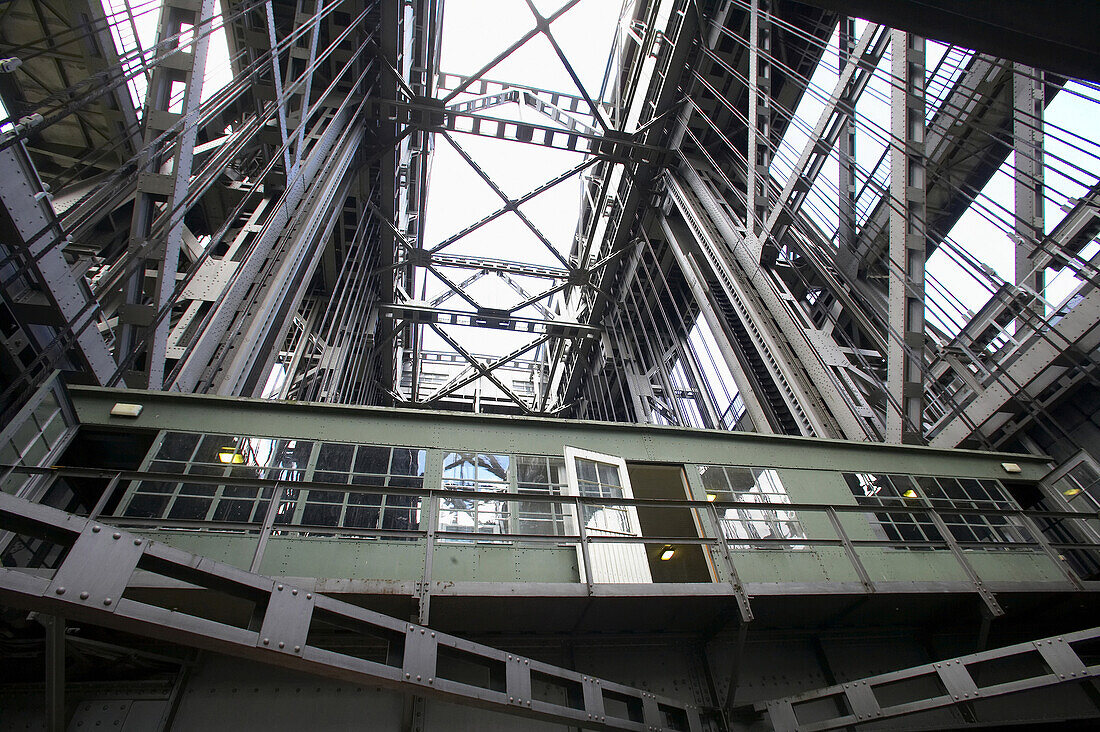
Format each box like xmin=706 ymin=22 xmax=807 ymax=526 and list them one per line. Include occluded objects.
xmin=122 ymin=432 xmax=312 ymax=528
xmin=699 ymin=465 xmax=805 ymax=547
xmin=121 ymin=432 xmax=424 ymax=537
xmin=439 ymin=453 xmax=510 ymax=537
xmin=516 ymin=455 xmax=569 ymax=536
xmin=844 ymin=473 xmax=1032 ymax=548
xmin=574 ymin=457 xmax=630 ymax=535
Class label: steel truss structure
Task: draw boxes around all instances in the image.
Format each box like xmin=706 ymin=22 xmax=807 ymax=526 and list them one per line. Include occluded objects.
xmin=1 ymin=0 xmax=1100 ymax=729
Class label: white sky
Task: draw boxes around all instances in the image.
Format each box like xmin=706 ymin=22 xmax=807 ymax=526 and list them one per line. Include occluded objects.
xmin=417 ymin=0 xmax=622 ymax=361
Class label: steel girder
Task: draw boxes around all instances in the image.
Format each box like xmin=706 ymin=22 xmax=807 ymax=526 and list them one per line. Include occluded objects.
xmin=116 ymin=0 xmax=217 ymax=390
xmin=0 ymin=489 xmax=703 ymax=732
xmin=755 ymin=626 xmax=1100 ymax=730
xmin=790 ymin=0 xmax=1100 ymax=82
xmin=0 ymin=141 xmax=117 ymax=387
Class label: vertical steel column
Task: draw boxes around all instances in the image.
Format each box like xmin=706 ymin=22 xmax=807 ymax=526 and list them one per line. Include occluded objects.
xmin=746 ymin=0 xmax=772 ymax=262
xmin=119 ymin=0 xmax=216 ymax=388
xmin=1014 ymin=63 xmax=1045 ymax=302
xmin=836 ymin=16 xmax=859 ymax=279
xmin=886 ymin=31 xmax=927 ymax=445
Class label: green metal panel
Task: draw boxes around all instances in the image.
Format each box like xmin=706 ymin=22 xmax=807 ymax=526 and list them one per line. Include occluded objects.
xmin=731 ymin=547 xmax=861 ymax=584
xmin=258 ymin=538 xmax=425 ymax=580
xmin=432 ymin=544 xmax=580 ymax=582
xmin=855 ymin=548 xmax=971 ymax=583
xmin=965 ymin=550 xmax=1065 ymax=583
xmin=142 ymin=532 xmax=259 ymax=570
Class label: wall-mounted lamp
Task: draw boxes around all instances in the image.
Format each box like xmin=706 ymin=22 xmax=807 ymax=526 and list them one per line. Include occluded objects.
xmin=218 ymin=448 xmax=244 ymax=464
xmin=110 ymin=403 xmax=143 ymax=418
xmin=706 ymin=493 xmax=717 ymax=502
xmin=659 ymin=545 xmax=676 ymax=561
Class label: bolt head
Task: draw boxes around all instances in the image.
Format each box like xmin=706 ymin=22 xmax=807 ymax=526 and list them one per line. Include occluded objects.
xmin=103 ymin=598 xmax=112 ymax=606
xmin=294 ymin=646 xmax=301 ymax=653
xmin=79 ymin=592 xmax=89 ymax=600
xmin=306 ymin=593 xmax=312 ymax=599
xmin=263 ymin=638 xmax=270 ymax=645
xmin=112 ymin=532 xmax=120 ymax=539
xmin=55 ymin=587 xmax=65 ymax=595
xmin=134 ymin=539 xmax=141 ymax=546
xmin=292 ymin=589 xmax=297 ymax=595
xmin=278 ymin=642 xmax=285 ymax=649
xmin=92 ymin=526 xmax=100 ymax=533
xmin=277 ymin=584 xmax=283 ymax=591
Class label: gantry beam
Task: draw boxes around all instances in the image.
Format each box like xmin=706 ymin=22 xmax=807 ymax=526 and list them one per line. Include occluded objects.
xmin=792 ymin=0 xmax=1100 ymax=82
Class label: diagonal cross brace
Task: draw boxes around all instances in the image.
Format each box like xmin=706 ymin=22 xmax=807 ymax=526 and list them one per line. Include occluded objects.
xmin=0 ymin=491 xmax=701 ymax=731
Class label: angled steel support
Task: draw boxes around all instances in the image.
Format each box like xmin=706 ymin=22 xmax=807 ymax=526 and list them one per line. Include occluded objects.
xmin=0 ymin=491 xmax=702 ymax=732
xmin=0 ymin=143 xmax=117 ymax=384
xmin=756 ymin=626 xmax=1100 ymax=731
xmin=117 ymin=0 xmax=216 ymax=389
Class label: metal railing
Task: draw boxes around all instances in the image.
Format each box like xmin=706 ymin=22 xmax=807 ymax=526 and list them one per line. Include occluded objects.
xmin=2 ymin=462 xmax=1097 ymax=623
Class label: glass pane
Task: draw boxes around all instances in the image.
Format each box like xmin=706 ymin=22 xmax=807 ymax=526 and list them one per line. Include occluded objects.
xmin=301 ymin=503 xmax=341 ymax=526
xmin=157 ymin=432 xmax=199 ymax=461
xmin=317 ymin=443 xmax=354 ymax=472
xmin=699 ymin=465 xmax=728 ymax=493
xmin=213 ymin=500 xmax=255 ymax=523
xmin=345 ymin=506 xmax=380 ymax=528
xmin=517 ymin=456 xmax=548 ymax=484
xmin=125 ymin=493 xmax=169 ymax=518
xmin=576 ymin=458 xmax=597 ymax=483
xmin=391 ymin=448 xmax=425 ymax=477
xmin=195 ymin=434 xmax=237 ymax=464
xmin=168 ymin=496 xmax=211 ymax=520
xmin=354 ymin=446 xmax=391 ymax=474
xmin=179 ymin=482 xmax=216 ymax=497
xmin=597 ymin=462 xmax=620 ymax=486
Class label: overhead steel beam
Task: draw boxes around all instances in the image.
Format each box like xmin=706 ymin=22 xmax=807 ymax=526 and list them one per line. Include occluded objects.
xmin=365 ymin=99 xmax=667 ymax=165
xmin=430 ymin=253 xmax=569 ymax=280
xmin=791 ymin=0 xmax=1100 ymax=82
xmin=380 ymin=302 xmax=600 ymax=339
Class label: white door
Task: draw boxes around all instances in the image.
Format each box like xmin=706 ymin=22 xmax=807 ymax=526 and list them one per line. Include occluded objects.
xmin=563 ymin=447 xmax=652 ymax=584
